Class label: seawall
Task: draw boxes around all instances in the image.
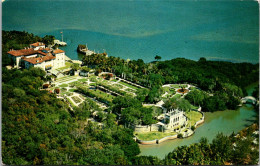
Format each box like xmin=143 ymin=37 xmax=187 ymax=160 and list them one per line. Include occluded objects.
xmin=136 ymin=110 xmax=205 ymax=145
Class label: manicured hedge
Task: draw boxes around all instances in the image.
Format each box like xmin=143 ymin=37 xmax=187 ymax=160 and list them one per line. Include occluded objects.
xmin=76 ymin=86 xmax=114 ymax=104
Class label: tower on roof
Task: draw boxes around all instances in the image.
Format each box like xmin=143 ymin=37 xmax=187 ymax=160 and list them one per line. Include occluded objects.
xmin=30 ymin=42 xmax=45 ymax=50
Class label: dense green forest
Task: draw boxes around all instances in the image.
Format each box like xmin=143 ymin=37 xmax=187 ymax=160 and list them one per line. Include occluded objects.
xmin=2 ymin=68 xmax=140 ymax=165
xmin=2 ymin=67 xmax=259 ymax=165
xmin=2 ymin=30 xmax=259 ymax=165
xmin=82 ymin=53 xmax=258 ymax=112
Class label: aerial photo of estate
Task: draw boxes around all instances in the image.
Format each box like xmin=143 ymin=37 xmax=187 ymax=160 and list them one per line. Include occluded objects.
xmin=1 ymin=0 xmax=259 ymax=165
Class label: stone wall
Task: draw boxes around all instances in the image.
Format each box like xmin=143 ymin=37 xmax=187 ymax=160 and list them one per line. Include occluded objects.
xmin=134 ymin=124 xmax=160 ymax=132
xmin=157 ymin=134 xmax=178 ymax=144
xmin=137 ymin=139 xmax=157 ymax=145
xmin=136 ymin=110 xmax=205 ymax=145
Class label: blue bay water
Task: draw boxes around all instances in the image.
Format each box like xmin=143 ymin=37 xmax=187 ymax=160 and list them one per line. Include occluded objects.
xmin=2 ymin=0 xmax=259 ymax=63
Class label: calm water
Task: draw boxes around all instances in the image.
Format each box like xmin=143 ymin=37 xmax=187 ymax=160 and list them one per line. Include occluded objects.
xmin=2 ymin=0 xmax=259 ymax=63
xmin=139 ymin=83 xmax=258 ymax=159
xmin=2 ymin=0 xmax=259 ymax=159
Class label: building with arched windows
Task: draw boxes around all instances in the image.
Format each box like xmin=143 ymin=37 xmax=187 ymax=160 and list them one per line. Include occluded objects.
xmin=7 ymin=42 xmax=66 ymax=70
xmin=164 ymin=109 xmax=187 ymax=129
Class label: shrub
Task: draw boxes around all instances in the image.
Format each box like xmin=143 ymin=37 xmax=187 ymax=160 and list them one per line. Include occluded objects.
xmin=54 ymin=88 xmax=60 ymax=94
xmin=43 ymin=84 xmax=49 ymax=89
xmin=177 ymin=133 xmax=183 ymax=138
xmin=191 ymin=125 xmax=196 ymax=131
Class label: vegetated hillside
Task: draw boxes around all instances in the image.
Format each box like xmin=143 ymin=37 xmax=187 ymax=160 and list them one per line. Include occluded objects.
xmin=2 ymin=68 xmax=140 ymax=165
xmin=157 ymin=57 xmax=259 ymax=90
xmin=82 ymin=54 xmax=258 ymax=95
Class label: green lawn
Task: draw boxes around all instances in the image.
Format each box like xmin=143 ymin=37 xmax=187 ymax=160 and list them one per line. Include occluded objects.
xmin=69 ymin=81 xmax=82 ymax=87
xmin=173 ymin=94 xmax=182 ymax=98
xmin=77 ymin=86 xmax=115 ymax=103
xmin=69 ymin=89 xmax=76 ymax=92
xmin=56 ymin=76 xmax=77 ymax=82
xmin=78 ymin=78 xmax=88 ymax=82
xmin=118 ymin=81 xmax=139 ymax=90
xmin=56 ymin=76 xmax=70 ymax=81
xmin=189 ymin=86 xmax=197 ymax=91
xmin=170 ymin=84 xmax=188 ymax=88
xmin=135 ymin=131 xmax=177 ymax=141
xmin=186 ymin=110 xmax=203 ymax=126
xmin=56 ymin=62 xmax=72 ymax=71
xmin=191 ymin=105 xmax=199 ymax=110
xmin=67 ymin=98 xmax=77 ymax=108
xmin=162 ymin=87 xmax=176 ymax=98
xmin=59 ymin=84 xmax=69 ymax=88
xmin=125 ymin=88 xmax=136 ymax=93
xmin=113 ymin=83 xmax=124 ymax=89
xmin=92 ymin=89 xmax=115 ymax=102
xmin=71 ymin=96 xmax=81 ymax=104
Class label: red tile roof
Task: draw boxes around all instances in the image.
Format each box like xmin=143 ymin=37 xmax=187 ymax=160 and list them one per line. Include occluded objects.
xmin=8 ymin=45 xmax=65 ymax=57
xmin=8 ymin=48 xmax=38 ymax=57
xmin=22 ymin=53 xmax=56 ymax=64
xmin=30 ymin=42 xmax=45 ymax=47
xmin=53 ymin=49 xmax=65 ymax=54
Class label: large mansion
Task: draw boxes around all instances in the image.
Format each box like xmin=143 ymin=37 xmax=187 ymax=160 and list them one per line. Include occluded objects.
xmin=7 ymin=42 xmax=66 ymax=70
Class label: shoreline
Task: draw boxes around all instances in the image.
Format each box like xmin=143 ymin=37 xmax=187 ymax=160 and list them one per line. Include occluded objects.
xmin=136 ymin=110 xmax=204 ymax=145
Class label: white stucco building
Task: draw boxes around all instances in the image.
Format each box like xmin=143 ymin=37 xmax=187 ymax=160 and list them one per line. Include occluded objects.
xmin=164 ymin=109 xmax=187 ymax=129
xmin=7 ymin=42 xmax=66 ymax=71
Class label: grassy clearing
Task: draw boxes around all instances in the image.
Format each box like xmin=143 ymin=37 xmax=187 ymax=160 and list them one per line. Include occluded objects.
xmin=59 ymin=84 xmax=69 ymax=88
xmin=69 ymin=89 xmax=76 ymax=92
xmin=162 ymin=87 xmax=176 ymax=98
xmin=56 ymin=76 xmax=70 ymax=81
xmin=71 ymin=96 xmax=82 ymax=103
xmin=79 ymin=94 xmax=85 ymax=100
xmin=173 ymin=94 xmax=182 ymax=98
xmin=69 ymin=81 xmax=82 ymax=87
xmin=78 ymin=86 xmax=115 ymax=103
xmin=135 ymin=131 xmax=177 ymax=141
xmin=56 ymin=76 xmax=77 ymax=81
xmin=124 ymin=88 xmax=136 ymax=93
xmin=170 ymin=84 xmax=188 ymax=88
xmin=113 ymin=83 xmax=124 ymax=89
xmin=78 ymin=78 xmax=88 ymax=82
xmin=163 ymin=87 xmax=170 ymax=92
xmin=189 ymin=86 xmax=197 ymax=91
xmin=186 ymin=110 xmax=203 ymax=126
xmin=57 ymin=62 xmax=72 ymax=71
xmin=67 ymin=98 xmax=77 ymax=108
xmin=143 ymin=105 xmax=152 ymax=108
xmin=92 ymin=89 xmax=115 ymax=102
xmin=118 ymin=81 xmax=139 ymax=90
xmin=191 ymin=105 xmax=199 ymax=110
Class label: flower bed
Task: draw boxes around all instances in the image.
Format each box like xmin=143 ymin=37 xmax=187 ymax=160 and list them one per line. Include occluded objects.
xmin=76 ymin=86 xmax=115 ymax=104
xmin=177 ymin=88 xmax=189 ymax=94
xmin=71 ymin=96 xmax=81 ymax=104
xmin=97 ymin=82 xmax=127 ymax=96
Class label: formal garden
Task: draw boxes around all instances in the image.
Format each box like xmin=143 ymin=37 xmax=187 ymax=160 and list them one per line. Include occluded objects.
xmin=45 ymin=74 xmax=145 ymax=109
